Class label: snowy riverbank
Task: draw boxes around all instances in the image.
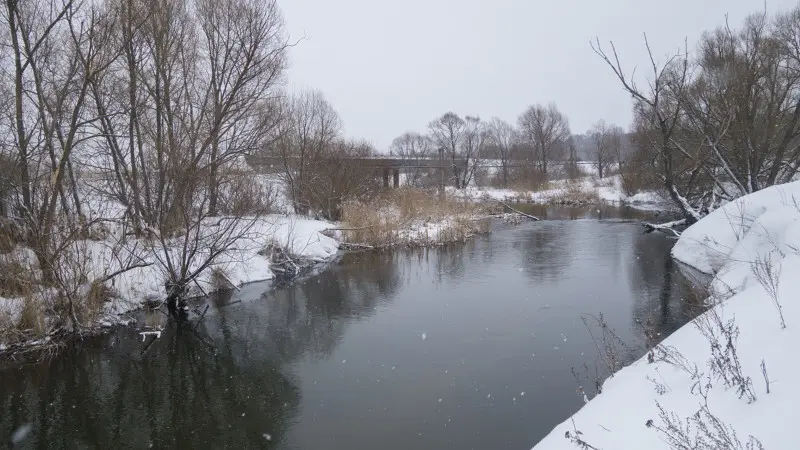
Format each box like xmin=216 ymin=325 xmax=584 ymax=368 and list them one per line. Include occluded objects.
xmin=533 ymin=181 xmax=800 ymax=449
xmin=448 ymin=175 xmax=666 ymax=209
xmin=0 ymin=215 xmax=339 ymax=351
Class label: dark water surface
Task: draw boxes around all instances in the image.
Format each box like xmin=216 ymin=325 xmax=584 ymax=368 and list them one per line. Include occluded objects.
xmin=0 ymin=206 xmax=702 ymax=449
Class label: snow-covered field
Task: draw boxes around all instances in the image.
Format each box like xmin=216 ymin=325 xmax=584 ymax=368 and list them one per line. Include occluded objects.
xmin=451 ymin=175 xmax=665 ymax=208
xmin=534 ymin=181 xmax=800 ymax=449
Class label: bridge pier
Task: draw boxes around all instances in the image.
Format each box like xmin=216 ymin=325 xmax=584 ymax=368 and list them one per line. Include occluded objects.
xmin=382 ymin=168 xmax=400 ymax=188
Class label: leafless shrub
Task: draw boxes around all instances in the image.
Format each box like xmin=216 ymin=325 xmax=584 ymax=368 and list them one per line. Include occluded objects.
xmin=647 ymin=402 xmax=765 ymax=450
xmin=649 ymin=343 xmax=701 ymax=380
xmin=694 ymin=307 xmax=757 ymax=403
xmin=647 ymin=374 xmax=671 ymax=395
xmin=564 ymin=418 xmax=600 ymax=450
xmin=0 ymin=259 xmax=30 ymax=298
xmin=571 ymin=362 xmax=603 ymax=399
xmin=751 ymin=254 xmax=785 ymax=329
xmin=507 ymin=165 xmax=549 ymax=191
xmin=297 ymin=140 xmax=382 ymax=220
xmin=581 ymin=313 xmax=634 ymax=377
xmin=215 ymin=171 xmax=279 ymax=217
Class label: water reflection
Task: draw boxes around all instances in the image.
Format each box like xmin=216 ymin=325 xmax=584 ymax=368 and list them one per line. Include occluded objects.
xmin=0 ymin=208 xmax=702 ymax=450
xmin=0 ymin=324 xmax=300 ymax=449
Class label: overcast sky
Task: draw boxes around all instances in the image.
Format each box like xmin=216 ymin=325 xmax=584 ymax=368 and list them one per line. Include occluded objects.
xmin=281 ymin=0 xmax=797 ymax=150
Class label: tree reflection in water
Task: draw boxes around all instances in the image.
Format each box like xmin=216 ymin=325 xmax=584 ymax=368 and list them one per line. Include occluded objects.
xmin=0 ymin=209 xmax=706 ymax=450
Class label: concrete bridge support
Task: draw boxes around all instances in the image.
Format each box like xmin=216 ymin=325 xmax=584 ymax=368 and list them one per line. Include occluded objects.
xmin=382 ymin=168 xmax=400 ymax=188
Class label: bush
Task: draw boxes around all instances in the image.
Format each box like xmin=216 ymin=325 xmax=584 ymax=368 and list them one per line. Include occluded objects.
xmin=619 ymin=148 xmax=661 ymax=196
xmin=0 ymin=260 xmax=28 ymax=297
xmin=339 ymin=187 xmax=497 ymax=247
xmin=282 ymin=140 xmax=382 ymax=221
xmin=216 ymin=170 xmax=279 ymax=217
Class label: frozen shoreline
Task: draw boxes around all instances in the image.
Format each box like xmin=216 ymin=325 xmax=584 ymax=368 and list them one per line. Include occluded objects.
xmin=449 ymin=175 xmax=668 ymax=210
xmin=533 ymin=181 xmax=800 ymax=449
xmin=0 ymin=215 xmax=340 ymax=353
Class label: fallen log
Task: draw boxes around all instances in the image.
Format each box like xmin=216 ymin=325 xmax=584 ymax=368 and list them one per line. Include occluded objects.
xmin=499 ymin=201 xmax=540 ymax=221
xmin=641 ymin=219 xmax=687 ymax=238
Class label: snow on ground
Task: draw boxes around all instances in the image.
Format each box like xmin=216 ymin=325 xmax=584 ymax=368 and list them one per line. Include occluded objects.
xmin=0 ymin=215 xmax=339 ymax=332
xmin=104 ymin=215 xmax=338 ymax=318
xmin=451 ymin=175 xmax=665 ymax=208
xmin=534 ymin=181 xmax=800 ymax=449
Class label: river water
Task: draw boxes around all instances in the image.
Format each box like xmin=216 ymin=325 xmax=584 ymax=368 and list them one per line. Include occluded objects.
xmin=0 ymin=206 xmax=703 ymax=449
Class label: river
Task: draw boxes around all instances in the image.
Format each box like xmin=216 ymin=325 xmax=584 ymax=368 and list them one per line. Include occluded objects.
xmin=0 ymin=205 xmax=703 ymax=449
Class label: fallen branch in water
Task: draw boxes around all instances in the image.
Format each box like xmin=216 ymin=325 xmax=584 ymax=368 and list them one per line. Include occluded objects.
xmin=499 ymin=201 xmax=540 ymax=221
xmin=323 ymin=225 xmax=375 ymax=232
xmin=340 ymin=242 xmax=375 ymax=250
xmin=641 ymin=219 xmax=687 ymax=238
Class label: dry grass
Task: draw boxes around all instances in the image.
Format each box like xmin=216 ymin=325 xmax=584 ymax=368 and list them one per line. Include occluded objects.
xmin=0 ymin=259 xmax=28 ymax=297
xmin=546 ymin=181 xmax=601 ymax=205
xmin=340 ymin=188 xmax=498 ymax=247
xmin=81 ymin=281 xmax=114 ymax=324
xmin=18 ymin=294 xmax=45 ymax=336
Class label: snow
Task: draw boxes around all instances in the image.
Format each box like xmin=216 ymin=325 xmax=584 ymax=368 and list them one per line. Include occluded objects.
xmin=534 ymin=181 xmax=800 ymax=449
xmin=101 ymin=215 xmax=338 ymax=317
xmin=452 ymin=175 xmax=665 ymax=208
xmin=0 ymin=214 xmax=339 ymax=334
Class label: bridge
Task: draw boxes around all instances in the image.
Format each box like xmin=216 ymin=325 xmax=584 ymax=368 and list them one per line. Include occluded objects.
xmin=245 ymin=154 xmax=595 ymax=188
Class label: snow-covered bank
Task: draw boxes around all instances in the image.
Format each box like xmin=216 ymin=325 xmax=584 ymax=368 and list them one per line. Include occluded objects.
xmin=449 ymin=176 xmax=666 ymax=209
xmin=0 ymin=215 xmax=339 ymax=348
xmin=101 ymin=215 xmax=338 ymax=316
xmin=534 ymin=181 xmax=800 ymax=449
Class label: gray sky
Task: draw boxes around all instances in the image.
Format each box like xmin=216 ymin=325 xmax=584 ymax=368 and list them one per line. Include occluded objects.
xmin=281 ymin=0 xmax=797 ymax=151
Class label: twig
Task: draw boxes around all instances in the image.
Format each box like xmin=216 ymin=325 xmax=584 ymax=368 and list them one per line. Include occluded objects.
xmin=194 ymin=305 xmax=210 ymax=328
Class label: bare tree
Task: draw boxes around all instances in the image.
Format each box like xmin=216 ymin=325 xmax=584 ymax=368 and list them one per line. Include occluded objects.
xmin=592 ymin=36 xmax=704 ymax=224
xmin=594 ymin=6 xmax=800 ymax=224
xmin=589 ymin=120 xmax=625 ymax=178
xmin=589 ymin=120 xmax=611 ymax=179
xmin=517 ymin=103 xmax=571 ymax=177
xmin=485 ymin=117 xmax=516 ymax=187
xmin=0 ymin=0 xmax=120 ymax=284
xmin=458 ymin=116 xmax=486 ymax=188
xmin=390 ymin=132 xmax=433 ymax=187
xmin=80 ymin=0 xmax=292 ymax=313
xmin=197 ymin=0 xmax=288 ymax=216
xmin=684 ymin=11 xmax=800 ymax=194
xmin=428 ymin=112 xmax=466 ymax=188
xmin=273 ymin=89 xmax=342 ymax=215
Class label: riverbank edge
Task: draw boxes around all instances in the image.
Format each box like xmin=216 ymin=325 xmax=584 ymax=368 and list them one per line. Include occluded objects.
xmin=532 ymin=181 xmax=800 ymax=449
xmin=0 ymin=215 xmax=342 ymax=357
xmin=0 ymin=208 xmax=500 ymax=357
xmin=0 ymin=196 xmax=668 ymax=357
